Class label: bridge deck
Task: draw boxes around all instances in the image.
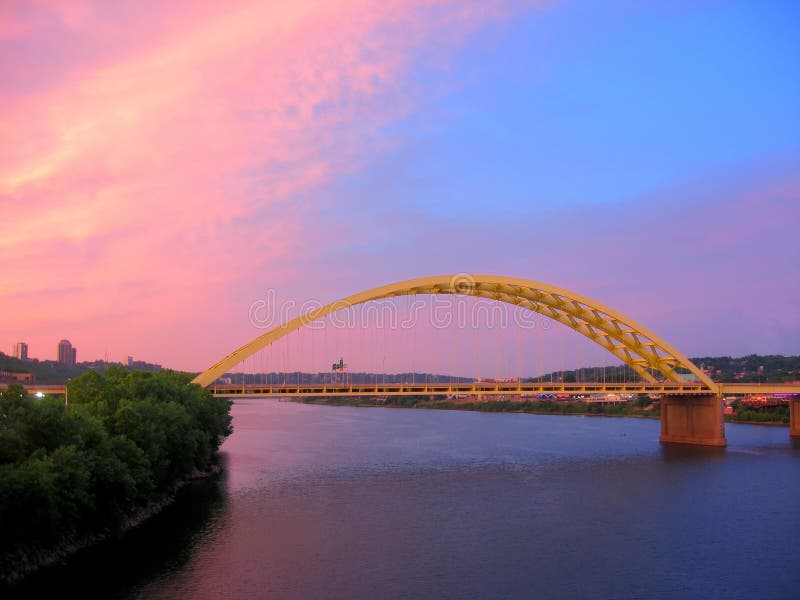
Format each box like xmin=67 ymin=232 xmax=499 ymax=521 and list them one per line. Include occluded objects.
xmin=208 ymin=382 xmax=800 ymax=398
xmin=4 ymin=382 xmax=798 ymax=398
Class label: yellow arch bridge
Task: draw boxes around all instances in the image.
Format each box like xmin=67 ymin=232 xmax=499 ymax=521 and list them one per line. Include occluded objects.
xmin=187 ymin=274 xmax=800 ymax=447
xmin=15 ymin=274 xmax=799 ymax=447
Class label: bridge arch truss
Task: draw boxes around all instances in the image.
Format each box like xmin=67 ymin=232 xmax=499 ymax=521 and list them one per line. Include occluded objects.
xmin=192 ymin=274 xmax=716 ymax=391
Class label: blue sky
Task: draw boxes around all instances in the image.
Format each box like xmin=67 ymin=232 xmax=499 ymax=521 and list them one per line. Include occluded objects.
xmin=371 ymin=0 xmax=800 ymax=218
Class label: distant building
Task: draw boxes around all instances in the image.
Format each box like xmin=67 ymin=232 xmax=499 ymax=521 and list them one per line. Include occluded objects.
xmin=57 ymin=339 xmax=77 ymax=367
xmin=125 ymin=358 xmax=163 ymax=372
xmin=13 ymin=342 xmax=28 ymax=361
xmin=0 ymin=371 xmax=34 ymax=384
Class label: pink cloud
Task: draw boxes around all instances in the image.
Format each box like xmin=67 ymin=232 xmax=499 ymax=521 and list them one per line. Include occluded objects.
xmin=0 ymin=0 xmax=527 ymax=366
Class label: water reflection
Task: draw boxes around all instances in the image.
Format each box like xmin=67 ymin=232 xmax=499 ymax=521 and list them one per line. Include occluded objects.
xmin=5 ymin=469 xmax=229 ymax=600
xmin=659 ymin=443 xmax=727 ymax=462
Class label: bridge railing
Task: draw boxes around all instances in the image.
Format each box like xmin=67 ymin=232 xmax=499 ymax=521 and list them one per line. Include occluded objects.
xmin=208 ymin=382 xmax=717 ymax=397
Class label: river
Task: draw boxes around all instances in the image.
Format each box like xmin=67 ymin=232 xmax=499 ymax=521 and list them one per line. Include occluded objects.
xmin=10 ymin=400 xmax=800 ymax=599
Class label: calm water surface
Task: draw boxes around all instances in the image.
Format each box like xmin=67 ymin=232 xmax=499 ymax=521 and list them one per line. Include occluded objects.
xmin=12 ymin=400 xmax=800 ymax=599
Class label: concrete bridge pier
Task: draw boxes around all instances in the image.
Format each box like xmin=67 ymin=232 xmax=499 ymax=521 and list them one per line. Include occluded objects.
xmin=660 ymin=394 xmax=727 ymax=447
xmin=791 ymin=397 xmax=800 ymax=439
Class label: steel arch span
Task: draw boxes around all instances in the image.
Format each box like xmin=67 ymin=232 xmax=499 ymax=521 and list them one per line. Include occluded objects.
xmin=192 ymin=274 xmax=717 ymax=391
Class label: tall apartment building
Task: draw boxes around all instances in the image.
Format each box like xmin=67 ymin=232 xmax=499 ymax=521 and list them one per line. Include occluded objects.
xmin=13 ymin=342 xmax=28 ymax=361
xmin=57 ymin=339 xmax=77 ymax=367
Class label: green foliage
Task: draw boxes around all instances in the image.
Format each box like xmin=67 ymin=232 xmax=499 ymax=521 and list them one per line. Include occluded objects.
xmin=420 ymin=399 xmax=658 ymax=417
xmin=727 ymin=405 xmax=789 ymax=424
xmin=693 ymin=354 xmax=800 ymax=383
xmin=0 ymin=371 xmax=232 ymax=555
xmin=301 ymin=394 xmax=662 ymax=418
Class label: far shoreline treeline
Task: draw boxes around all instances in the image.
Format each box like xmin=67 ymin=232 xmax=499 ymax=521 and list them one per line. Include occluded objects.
xmin=2 ymin=353 xmax=799 ymax=386
xmin=212 ymin=354 xmax=800 ymax=386
xmin=295 ymin=395 xmax=791 ymax=425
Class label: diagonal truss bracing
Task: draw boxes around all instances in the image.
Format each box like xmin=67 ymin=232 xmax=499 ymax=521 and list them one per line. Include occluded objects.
xmin=192 ymin=275 xmax=716 ymax=391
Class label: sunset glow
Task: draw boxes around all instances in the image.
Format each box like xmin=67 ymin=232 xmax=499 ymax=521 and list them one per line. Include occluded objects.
xmin=1 ymin=0 xmax=798 ymax=372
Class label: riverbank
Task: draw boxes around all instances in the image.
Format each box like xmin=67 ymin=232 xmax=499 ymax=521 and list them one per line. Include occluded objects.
xmin=295 ymin=397 xmax=790 ymax=426
xmin=297 ymin=397 xmax=660 ymax=419
xmin=0 ymin=463 xmax=223 ymax=585
xmin=724 ymin=418 xmax=789 ymax=427
xmin=0 ymin=371 xmax=233 ymax=586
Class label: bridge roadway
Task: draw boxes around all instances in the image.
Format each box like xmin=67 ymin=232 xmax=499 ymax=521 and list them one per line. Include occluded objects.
xmin=7 ymin=382 xmax=800 ymax=398
xmin=209 ymin=382 xmax=800 ymax=398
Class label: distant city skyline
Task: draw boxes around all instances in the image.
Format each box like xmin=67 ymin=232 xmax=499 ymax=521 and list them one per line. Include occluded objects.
xmin=4 ymin=340 xmax=136 ymax=366
xmin=6 ymin=339 xmax=82 ymax=363
xmin=1 ymin=1 xmax=798 ymax=375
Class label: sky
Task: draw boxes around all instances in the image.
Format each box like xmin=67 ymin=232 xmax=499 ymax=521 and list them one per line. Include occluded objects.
xmin=1 ymin=0 xmax=798 ymax=376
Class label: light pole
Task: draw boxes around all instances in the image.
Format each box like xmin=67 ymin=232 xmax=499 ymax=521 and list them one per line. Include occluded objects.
xmin=65 ymin=378 xmax=70 ymax=406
